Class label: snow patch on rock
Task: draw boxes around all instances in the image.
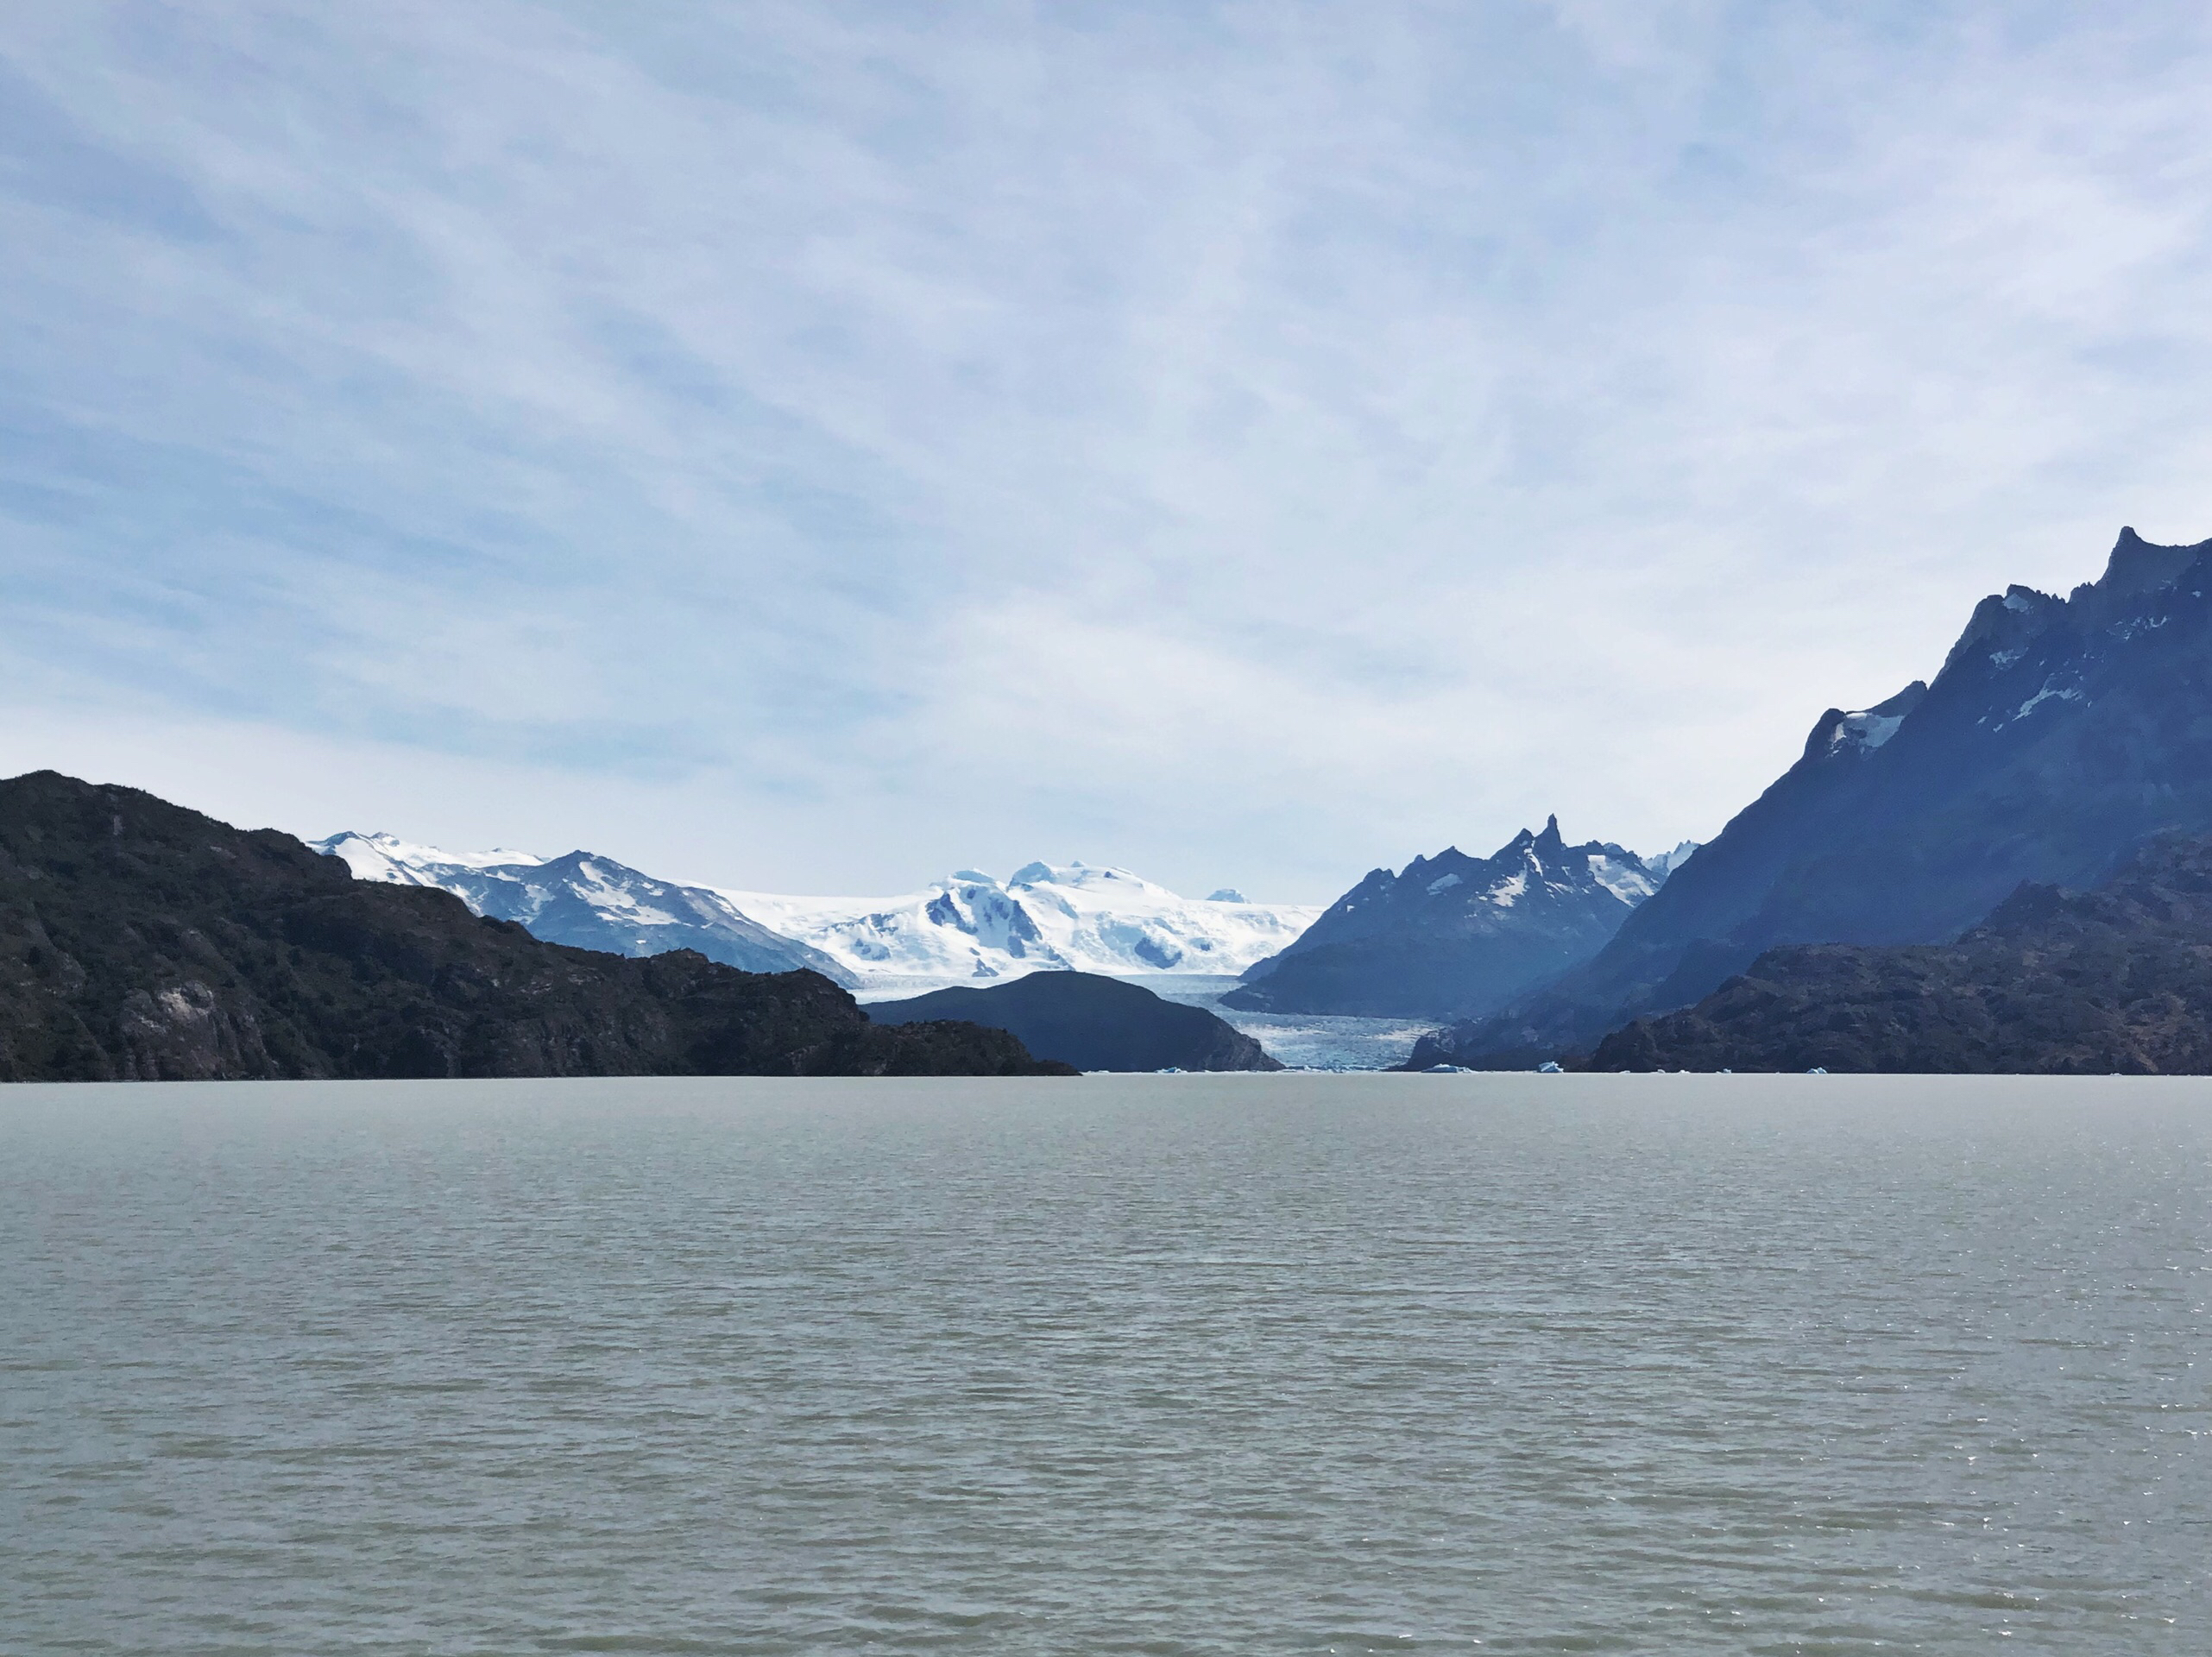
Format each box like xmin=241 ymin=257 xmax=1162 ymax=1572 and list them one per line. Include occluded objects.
xmin=2014 ymin=682 xmax=2085 ymax=721
xmin=1643 ymin=841 xmax=1701 ymax=881
xmin=318 ymin=830 xmax=546 ymax=885
xmin=1587 ymin=854 xmax=1662 ymax=906
xmin=1830 ymin=709 xmax=1905 ymax=753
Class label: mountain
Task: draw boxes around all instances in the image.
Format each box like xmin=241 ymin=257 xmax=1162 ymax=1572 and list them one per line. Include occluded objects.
xmin=721 ymin=861 xmax=1321 ymax=987
xmin=321 ymin=838 xmax=1314 ymax=992
xmin=1584 ymin=832 xmax=2212 ymax=1074
xmin=869 ymin=972 xmax=1284 ymax=1072
xmin=0 ymin=772 xmax=1068 ymax=1081
xmin=309 ymin=831 xmax=548 ymax=880
xmin=313 ymin=832 xmax=857 ymax=986
xmin=1421 ymin=526 xmax=2212 ymax=1067
xmin=1220 ymin=818 xmax=1684 ymax=1020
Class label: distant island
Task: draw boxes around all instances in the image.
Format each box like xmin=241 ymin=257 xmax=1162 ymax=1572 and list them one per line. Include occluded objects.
xmin=871 ymin=971 xmax=1282 ymax=1073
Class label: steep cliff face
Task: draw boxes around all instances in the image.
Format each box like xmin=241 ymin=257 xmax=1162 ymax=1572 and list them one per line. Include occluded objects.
xmin=1584 ymin=833 xmax=2212 ymax=1074
xmin=1224 ymin=818 xmax=1673 ymax=1020
xmin=0 ymin=772 xmax=1066 ymax=1081
xmin=1427 ymin=527 xmax=2212 ymax=1066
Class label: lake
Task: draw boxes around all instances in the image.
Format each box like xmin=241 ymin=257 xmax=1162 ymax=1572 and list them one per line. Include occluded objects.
xmin=4 ymin=1074 xmax=2207 ymax=1653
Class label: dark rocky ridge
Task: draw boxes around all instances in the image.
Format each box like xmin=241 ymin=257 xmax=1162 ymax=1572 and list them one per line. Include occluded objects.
xmin=0 ymin=772 xmax=1069 ymax=1081
xmin=1584 ymin=833 xmax=2212 ymax=1074
xmin=870 ymin=971 xmax=1283 ymax=1072
xmin=1422 ymin=526 xmax=2212 ymax=1067
xmin=1224 ymin=817 xmax=1667 ymax=1021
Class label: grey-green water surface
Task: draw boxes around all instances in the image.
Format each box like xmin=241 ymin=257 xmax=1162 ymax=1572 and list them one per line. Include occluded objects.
xmin=3 ymin=1074 xmax=2208 ymax=1654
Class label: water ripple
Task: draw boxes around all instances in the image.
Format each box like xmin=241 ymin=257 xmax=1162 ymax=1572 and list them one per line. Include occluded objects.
xmin=3 ymin=1074 xmax=2208 ymax=1654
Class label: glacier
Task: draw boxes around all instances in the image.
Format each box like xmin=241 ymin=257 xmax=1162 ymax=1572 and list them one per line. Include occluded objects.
xmin=717 ymin=860 xmax=1322 ymax=990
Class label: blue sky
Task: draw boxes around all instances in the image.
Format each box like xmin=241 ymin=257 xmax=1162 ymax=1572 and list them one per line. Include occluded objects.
xmin=4 ymin=1 xmax=2210 ymax=900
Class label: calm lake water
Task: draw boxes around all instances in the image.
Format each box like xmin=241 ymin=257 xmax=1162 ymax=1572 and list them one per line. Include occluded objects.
xmin=4 ymin=1074 xmax=2208 ymax=1654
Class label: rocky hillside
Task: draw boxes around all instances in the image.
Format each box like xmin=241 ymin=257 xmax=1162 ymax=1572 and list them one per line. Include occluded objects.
xmin=0 ymin=772 xmax=1068 ymax=1081
xmin=1225 ymin=818 xmax=1678 ymax=1020
xmin=1583 ymin=832 xmax=2212 ymax=1074
xmin=1427 ymin=526 xmax=2212 ymax=1066
xmin=869 ymin=971 xmax=1283 ymax=1072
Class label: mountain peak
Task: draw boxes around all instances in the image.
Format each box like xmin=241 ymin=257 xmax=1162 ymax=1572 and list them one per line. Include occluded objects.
xmin=2098 ymin=526 xmax=2204 ymax=598
xmin=1226 ymin=818 xmax=1668 ymax=1020
xmin=312 ymin=829 xmax=545 ymax=875
xmin=1810 ymin=679 xmax=1930 ymax=760
xmin=1429 ymin=522 xmax=2212 ymax=1068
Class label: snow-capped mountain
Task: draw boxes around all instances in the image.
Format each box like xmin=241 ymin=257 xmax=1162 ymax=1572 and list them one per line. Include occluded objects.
xmin=717 ymin=861 xmax=1321 ymax=988
xmin=315 ymin=832 xmax=549 ymax=882
xmin=312 ymin=832 xmax=855 ymax=986
xmin=1429 ymin=524 xmax=2212 ymax=1067
xmin=312 ymin=835 xmax=1310 ymax=992
xmin=1223 ymin=818 xmax=1694 ymax=1021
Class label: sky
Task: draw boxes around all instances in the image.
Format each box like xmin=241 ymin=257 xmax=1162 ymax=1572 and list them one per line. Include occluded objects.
xmin=4 ymin=1 xmax=2210 ymax=902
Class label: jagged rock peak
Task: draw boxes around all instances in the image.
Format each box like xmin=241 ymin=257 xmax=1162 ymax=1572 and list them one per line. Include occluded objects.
xmin=1818 ymin=527 xmax=2212 ymax=765
xmin=1935 ymin=526 xmax=2212 ymax=686
xmin=1222 ymin=817 xmax=1673 ymax=1021
xmin=1422 ymin=521 xmax=2212 ymax=1069
xmin=1498 ymin=815 xmax=1566 ymax=854
xmin=2099 ymin=526 xmax=2207 ymax=598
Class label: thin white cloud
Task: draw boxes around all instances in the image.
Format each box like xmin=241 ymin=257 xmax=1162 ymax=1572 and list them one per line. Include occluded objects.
xmin=3 ymin=1 xmax=2210 ymax=898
